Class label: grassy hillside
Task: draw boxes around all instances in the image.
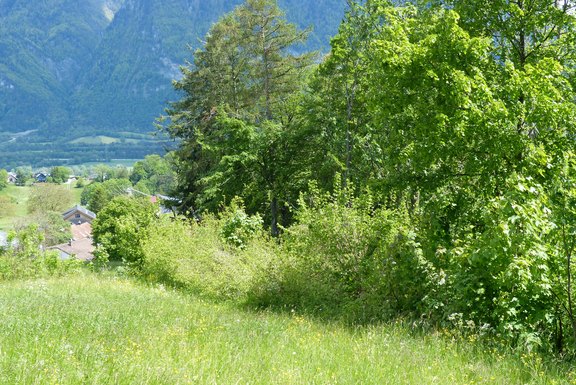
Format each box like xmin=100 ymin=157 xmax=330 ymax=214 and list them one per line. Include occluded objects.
xmin=0 ymin=185 xmax=31 ymax=230
xmin=0 ymin=183 xmax=84 ymax=230
xmin=0 ymin=273 xmax=570 ymax=385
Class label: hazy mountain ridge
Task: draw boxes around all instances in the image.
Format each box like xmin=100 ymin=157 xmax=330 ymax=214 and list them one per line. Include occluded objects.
xmin=0 ymin=0 xmax=124 ymax=132
xmin=0 ymin=0 xmax=346 ymax=167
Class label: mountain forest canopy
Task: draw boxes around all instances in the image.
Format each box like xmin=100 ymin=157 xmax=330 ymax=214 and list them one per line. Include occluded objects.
xmin=163 ymin=0 xmax=576 ymax=353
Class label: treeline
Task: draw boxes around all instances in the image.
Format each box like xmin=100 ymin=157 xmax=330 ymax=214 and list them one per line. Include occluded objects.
xmin=80 ymin=154 xmax=177 ymax=213
xmin=0 ymin=141 xmax=173 ymax=169
xmin=92 ymin=0 xmax=576 ymax=356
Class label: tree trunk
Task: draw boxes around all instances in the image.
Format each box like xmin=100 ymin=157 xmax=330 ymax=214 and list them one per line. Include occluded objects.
xmin=270 ymin=194 xmax=279 ymax=237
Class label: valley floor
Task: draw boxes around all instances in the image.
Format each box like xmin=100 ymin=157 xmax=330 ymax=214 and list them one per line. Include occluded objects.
xmin=0 ymin=273 xmax=571 ymax=384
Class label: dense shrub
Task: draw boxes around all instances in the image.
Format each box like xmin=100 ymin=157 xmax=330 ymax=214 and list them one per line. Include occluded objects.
xmin=248 ymin=189 xmax=441 ymax=322
xmin=0 ymin=224 xmax=81 ymax=280
xmin=139 ymin=210 xmax=274 ymax=301
xmin=92 ymin=196 xmax=157 ymax=264
xmin=220 ymin=199 xmax=263 ymax=249
xmin=441 ymin=174 xmax=570 ymax=352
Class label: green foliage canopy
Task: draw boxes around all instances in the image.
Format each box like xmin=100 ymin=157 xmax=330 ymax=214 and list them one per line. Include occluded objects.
xmin=91 ymin=196 xmax=157 ymax=263
xmin=164 ymin=0 xmax=316 ymax=235
xmin=50 ymin=166 xmax=71 ymax=184
xmin=129 ymin=154 xmax=176 ymax=195
xmin=27 ymin=184 xmax=73 ymax=215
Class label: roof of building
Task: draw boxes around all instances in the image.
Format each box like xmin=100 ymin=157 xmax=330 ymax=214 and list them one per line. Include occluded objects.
xmin=49 ymin=238 xmax=95 ymax=261
xmin=62 ymin=205 xmax=97 ymax=220
xmin=71 ymin=222 xmax=92 ymax=240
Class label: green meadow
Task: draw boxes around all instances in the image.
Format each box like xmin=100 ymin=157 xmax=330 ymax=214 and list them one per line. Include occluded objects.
xmin=0 ymin=183 xmax=84 ymax=230
xmin=0 ymin=185 xmax=32 ymax=230
xmin=0 ymin=273 xmax=572 ymax=385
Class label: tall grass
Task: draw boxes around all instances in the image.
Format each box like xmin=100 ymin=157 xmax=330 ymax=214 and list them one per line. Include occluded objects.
xmin=0 ymin=273 xmax=572 ymax=385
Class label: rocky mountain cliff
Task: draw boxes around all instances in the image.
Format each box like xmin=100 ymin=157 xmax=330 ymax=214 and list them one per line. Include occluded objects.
xmin=0 ymin=0 xmax=345 ymax=167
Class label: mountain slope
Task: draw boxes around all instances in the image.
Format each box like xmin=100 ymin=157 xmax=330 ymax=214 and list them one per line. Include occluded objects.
xmin=0 ymin=0 xmax=123 ymax=133
xmin=0 ymin=0 xmax=346 ymax=167
xmin=74 ymin=0 xmax=346 ymax=133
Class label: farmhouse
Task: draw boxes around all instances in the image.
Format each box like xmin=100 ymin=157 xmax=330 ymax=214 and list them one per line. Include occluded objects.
xmin=62 ymin=205 xmax=97 ymax=225
xmin=34 ymin=172 xmax=49 ymax=183
xmin=7 ymin=172 xmax=17 ymax=184
xmin=50 ymin=212 xmax=96 ymax=261
xmin=50 ymin=238 xmax=94 ymax=261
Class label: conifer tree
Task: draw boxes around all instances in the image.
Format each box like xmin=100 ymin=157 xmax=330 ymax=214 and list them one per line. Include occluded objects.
xmin=164 ymin=0 xmax=315 ymax=235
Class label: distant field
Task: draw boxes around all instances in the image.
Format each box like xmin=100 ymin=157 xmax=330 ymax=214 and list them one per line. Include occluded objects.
xmin=69 ymin=136 xmax=140 ymax=145
xmin=72 ymin=159 xmax=141 ymax=168
xmin=69 ymin=182 xmax=85 ymax=203
xmin=117 ymin=131 xmax=157 ymax=139
xmin=0 ymin=274 xmax=570 ymax=385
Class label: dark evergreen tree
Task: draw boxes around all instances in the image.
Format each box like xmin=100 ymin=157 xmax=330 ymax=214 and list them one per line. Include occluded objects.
xmin=164 ymin=0 xmax=315 ymax=235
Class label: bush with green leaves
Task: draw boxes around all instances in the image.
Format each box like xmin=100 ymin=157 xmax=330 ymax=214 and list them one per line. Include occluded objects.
xmin=248 ymin=186 xmax=440 ymax=322
xmin=443 ymin=175 xmax=556 ymax=350
xmin=75 ymin=177 xmax=86 ymax=188
xmin=139 ymin=212 xmax=275 ymax=301
xmin=0 ymin=224 xmax=81 ymax=280
xmin=220 ymin=199 xmax=263 ymax=249
xmin=91 ymin=196 xmax=157 ymax=264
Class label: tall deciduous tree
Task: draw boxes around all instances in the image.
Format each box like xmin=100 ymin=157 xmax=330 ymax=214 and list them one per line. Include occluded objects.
xmin=164 ymin=0 xmax=315 ymax=235
xmin=129 ymin=154 xmax=176 ymax=195
xmin=15 ymin=167 xmax=31 ymax=186
xmin=27 ymin=184 xmax=73 ymax=215
xmin=298 ymin=0 xmax=392 ymax=194
xmin=50 ymin=166 xmax=71 ymax=184
xmin=303 ymin=0 xmax=576 ymax=349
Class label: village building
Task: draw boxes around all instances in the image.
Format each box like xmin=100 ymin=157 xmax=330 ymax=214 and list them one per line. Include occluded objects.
xmin=62 ymin=205 xmax=97 ymax=225
xmin=49 ymin=238 xmax=94 ymax=261
xmin=34 ymin=172 xmax=49 ymax=183
xmin=48 ymin=207 xmax=97 ymax=261
xmin=7 ymin=172 xmax=17 ymax=184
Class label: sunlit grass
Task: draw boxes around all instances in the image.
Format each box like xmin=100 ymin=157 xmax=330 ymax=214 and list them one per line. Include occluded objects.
xmin=0 ymin=185 xmax=31 ymax=230
xmin=68 ymin=181 xmax=85 ymax=204
xmin=0 ymin=273 xmax=572 ymax=384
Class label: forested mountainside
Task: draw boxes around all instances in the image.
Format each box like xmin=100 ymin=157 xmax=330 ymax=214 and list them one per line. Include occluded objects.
xmin=0 ymin=0 xmax=345 ymax=167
